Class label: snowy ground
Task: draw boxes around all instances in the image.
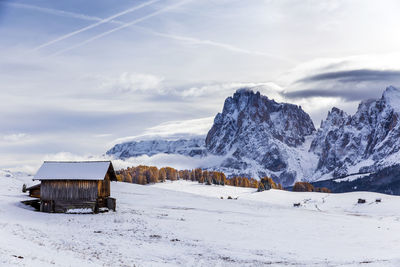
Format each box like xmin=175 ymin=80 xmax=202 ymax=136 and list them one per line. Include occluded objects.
xmin=1 ymin=176 xmax=400 ymax=266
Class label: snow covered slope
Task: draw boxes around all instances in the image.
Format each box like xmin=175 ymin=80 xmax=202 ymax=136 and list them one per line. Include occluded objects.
xmin=1 ymin=176 xmax=400 ymax=266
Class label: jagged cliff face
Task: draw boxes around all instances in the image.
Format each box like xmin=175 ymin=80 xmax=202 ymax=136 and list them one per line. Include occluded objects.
xmin=206 ymin=89 xmax=315 ymax=151
xmin=310 ymin=86 xmax=400 ymax=178
xmin=205 ymin=89 xmax=316 ymax=185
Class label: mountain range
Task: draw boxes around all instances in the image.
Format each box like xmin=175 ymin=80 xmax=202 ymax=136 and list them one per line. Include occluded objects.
xmin=107 ymin=86 xmax=400 ymax=189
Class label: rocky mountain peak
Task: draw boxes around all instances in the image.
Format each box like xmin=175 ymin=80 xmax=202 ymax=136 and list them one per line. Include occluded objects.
xmin=323 ymin=107 xmax=348 ymax=127
xmin=207 ymin=89 xmax=315 ymax=153
xmin=205 ymin=88 xmax=316 ymax=185
xmin=329 ymin=107 xmax=345 ymax=116
xmin=310 ymin=85 xmax=400 ymax=179
xmin=382 ymin=86 xmax=400 ymax=112
xmin=382 ymin=85 xmax=400 ymax=98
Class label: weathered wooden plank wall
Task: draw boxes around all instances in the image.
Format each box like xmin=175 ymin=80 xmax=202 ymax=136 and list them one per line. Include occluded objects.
xmin=97 ymin=174 xmax=110 ymax=198
xmin=29 ymin=188 xmax=40 ymax=198
xmin=41 ymin=180 xmax=98 ymax=201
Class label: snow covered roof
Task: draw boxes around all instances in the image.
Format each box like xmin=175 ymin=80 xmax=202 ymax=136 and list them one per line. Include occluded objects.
xmin=33 ymin=161 xmax=117 ymax=181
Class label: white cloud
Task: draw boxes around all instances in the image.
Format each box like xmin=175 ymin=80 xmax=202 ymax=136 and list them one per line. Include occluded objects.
xmin=92 ymin=133 xmax=113 ymax=138
xmin=100 ymin=72 xmax=165 ymax=94
xmin=2 ymin=133 xmax=28 ymax=142
xmin=0 ymin=133 xmax=34 ymax=146
xmin=180 ymin=82 xmax=284 ymax=99
xmin=42 ymin=152 xmax=105 ymax=162
xmin=279 ymin=52 xmax=400 ymax=87
xmin=181 ymin=83 xmax=247 ymax=98
xmin=111 ymin=153 xmax=226 ymax=171
xmin=112 ymin=116 xmax=214 ymax=144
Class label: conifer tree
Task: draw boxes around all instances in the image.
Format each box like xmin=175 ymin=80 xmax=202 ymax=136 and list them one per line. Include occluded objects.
xmin=159 ymin=168 xmax=167 ymax=182
xmin=125 ymin=172 xmax=133 ymax=183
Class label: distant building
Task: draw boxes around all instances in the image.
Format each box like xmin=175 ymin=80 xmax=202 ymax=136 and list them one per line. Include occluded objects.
xmin=33 ymin=161 xmax=117 ymax=213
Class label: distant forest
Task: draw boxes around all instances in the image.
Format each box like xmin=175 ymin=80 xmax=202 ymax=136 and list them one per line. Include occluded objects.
xmin=116 ymin=165 xmax=330 ymax=193
xmin=116 ymin=165 xmax=283 ymax=189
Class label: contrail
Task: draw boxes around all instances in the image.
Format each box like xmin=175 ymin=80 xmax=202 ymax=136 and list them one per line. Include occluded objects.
xmin=51 ymin=0 xmax=191 ymax=56
xmin=4 ymin=2 xmax=102 ymax=22
xmin=8 ymin=1 xmax=295 ymax=63
xmin=132 ymin=26 xmax=296 ymax=63
xmin=32 ymin=0 xmax=161 ymax=51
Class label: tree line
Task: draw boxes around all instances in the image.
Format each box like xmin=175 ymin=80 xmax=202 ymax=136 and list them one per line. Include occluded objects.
xmin=116 ymin=165 xmax=331 ymax=193
xmin=115 ymin=165 xmax=283 ymax=189
xmin=292 ymin=182 xmax=331 ymax=193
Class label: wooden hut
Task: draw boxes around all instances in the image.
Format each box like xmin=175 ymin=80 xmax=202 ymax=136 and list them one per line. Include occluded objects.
xmin=33 ymin=161 xmax=117 ymax=213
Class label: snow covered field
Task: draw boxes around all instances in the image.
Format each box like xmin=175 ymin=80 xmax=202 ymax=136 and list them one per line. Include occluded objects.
xmin=1 ymin=176 xmax=400 ymax=266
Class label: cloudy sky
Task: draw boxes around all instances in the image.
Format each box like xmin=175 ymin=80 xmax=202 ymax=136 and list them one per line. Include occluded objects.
xmin=1 ymin=0 xmax=400 ymax=172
